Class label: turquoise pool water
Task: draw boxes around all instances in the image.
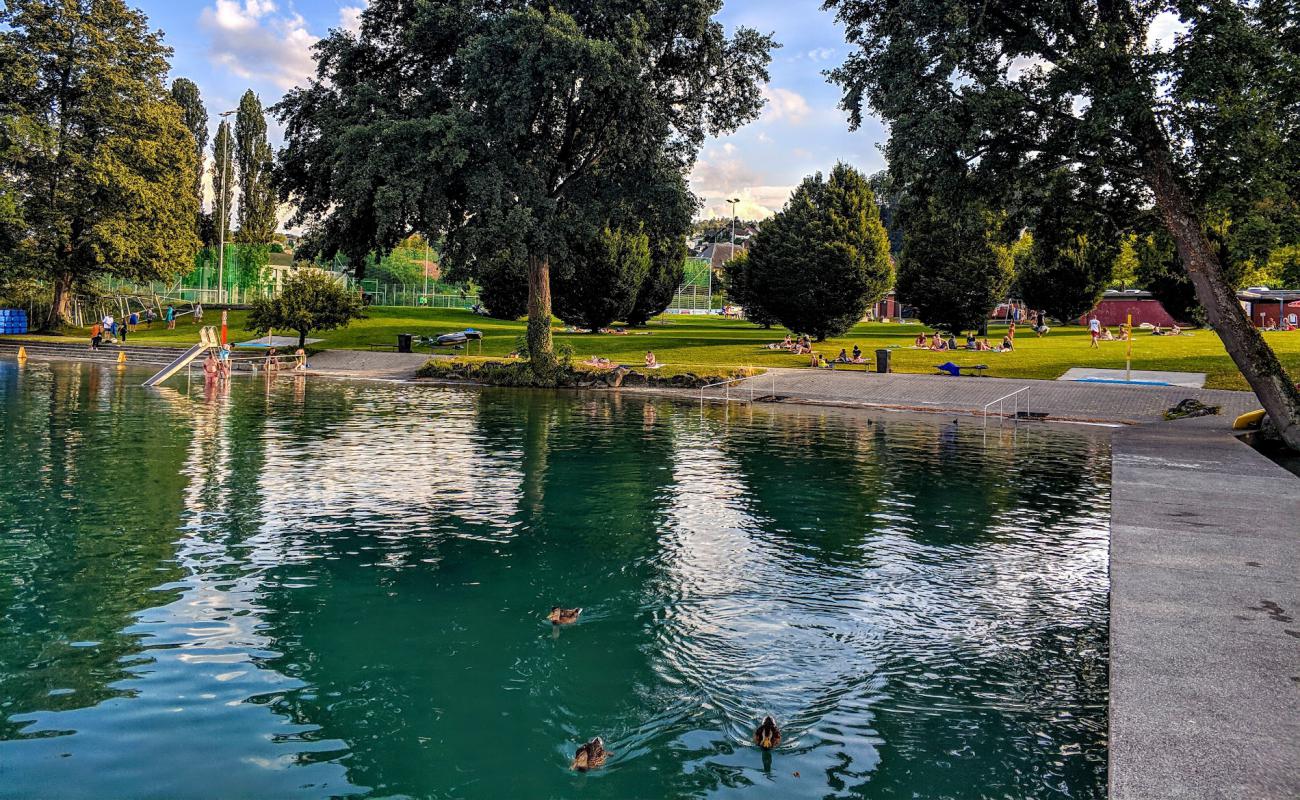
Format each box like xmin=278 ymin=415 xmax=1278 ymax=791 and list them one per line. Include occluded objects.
xmin=0 ymin=359 xmax=1110 ymax=798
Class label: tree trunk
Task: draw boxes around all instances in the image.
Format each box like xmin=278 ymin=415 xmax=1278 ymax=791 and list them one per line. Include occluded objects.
xmin=1137 ymin=122 xmax=1300 ymax=449
xmin=299 ymin=329 xmax=308 ymax=348
xmin=527 ymin=253 xmax=555 ymax=368
xmin=45 ymin=271 xmax=74 ymax=331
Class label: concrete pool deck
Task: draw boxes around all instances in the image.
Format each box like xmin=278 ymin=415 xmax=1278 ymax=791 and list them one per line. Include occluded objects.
xmin=1109 ymin=418 xmax=1300 ymax=799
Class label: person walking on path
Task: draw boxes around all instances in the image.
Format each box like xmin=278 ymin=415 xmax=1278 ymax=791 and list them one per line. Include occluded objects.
xmin=1089 ymin=316 xmax=1102 ymax=348
xmin=165 ymin=305 xmax=176 ymax=330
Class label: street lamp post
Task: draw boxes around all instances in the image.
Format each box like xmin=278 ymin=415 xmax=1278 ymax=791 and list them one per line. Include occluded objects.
xmin=216 ymin=110 xmax=237 ymax=306
xmin=725 ymin=197 xmax=740 ymax=314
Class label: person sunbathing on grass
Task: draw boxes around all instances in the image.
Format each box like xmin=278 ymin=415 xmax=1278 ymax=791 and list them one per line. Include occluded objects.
xmin=644 ymin=351 xmax=659 ymax=369
xmin=852 ymin=345 xmax=863 ymax=362
xmin=915 ymin=333 xmax=927 ymax=348
xmin=835 ymin=348 xmax=850 ymax=363
xmin=583 ymin=356 xmax=617 ymax=369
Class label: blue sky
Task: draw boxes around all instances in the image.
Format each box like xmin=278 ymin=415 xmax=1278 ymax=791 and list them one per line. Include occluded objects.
xmin=140 ymin=0 xmax=888 ymax=220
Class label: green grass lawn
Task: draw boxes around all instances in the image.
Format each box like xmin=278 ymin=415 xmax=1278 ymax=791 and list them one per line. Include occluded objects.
xmin=10 ymin=306 xmax=1300 ymax=391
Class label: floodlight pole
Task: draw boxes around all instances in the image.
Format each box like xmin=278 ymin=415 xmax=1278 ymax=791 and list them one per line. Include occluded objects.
xmin=216 ymin=110 xmax=237 ymax=306
xmin=725 ymin=197 xmax=740 ymax=315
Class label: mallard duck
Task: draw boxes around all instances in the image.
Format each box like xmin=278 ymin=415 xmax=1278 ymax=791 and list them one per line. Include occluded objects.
xmin=548 ymin=606 xmax=582 ymax=625
xmin=753 ymin=715 xmax=782 ymax=750
xmin=570 ymin=737 xmax=608 ymax=771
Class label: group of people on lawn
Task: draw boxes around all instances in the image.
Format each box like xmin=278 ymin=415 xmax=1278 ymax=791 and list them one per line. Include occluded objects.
xmin=914 ymin=331 xmax=1014 ymax=353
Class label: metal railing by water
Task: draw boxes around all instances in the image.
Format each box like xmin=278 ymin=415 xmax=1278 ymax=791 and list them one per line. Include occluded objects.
xmin=698 ymin=371 xmax=777 ymax=405
xmin=982 ymin=386 xmax=1031 ymax=423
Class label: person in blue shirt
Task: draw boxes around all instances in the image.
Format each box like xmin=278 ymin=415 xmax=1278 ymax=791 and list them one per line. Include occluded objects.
xmin=165 ymin=305 xmax=176 ymax=330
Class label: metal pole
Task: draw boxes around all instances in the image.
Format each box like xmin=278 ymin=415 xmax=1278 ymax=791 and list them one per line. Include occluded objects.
xmin=423 ymin=237 xmax=430 ymax=303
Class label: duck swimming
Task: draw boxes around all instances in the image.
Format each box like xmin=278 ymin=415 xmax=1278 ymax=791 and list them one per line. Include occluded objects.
xmin=570 ymin=737 xmax=608 ymax=771
xmin=548 ymin=607 xmax=582 ymax=625
xmin=753 ymin=715 xmax=782 ymax=750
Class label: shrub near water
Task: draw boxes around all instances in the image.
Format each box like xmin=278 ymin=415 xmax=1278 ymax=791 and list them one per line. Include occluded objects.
xmin=417 ymin=357 xmax=757 ymax=390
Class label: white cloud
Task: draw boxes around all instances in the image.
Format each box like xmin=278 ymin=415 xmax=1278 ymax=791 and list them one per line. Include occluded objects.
xmin=689 ymin=158 xmax=795 ymax=220
xmin=199 ymin=1 xmax=320 ymax=91
xmin=807 ymin=47 xmax=836 ymax=62
xmin=760 ymin=86 xmax=811 ymax=126
xmin=339 ymin=2 xmax=367 ymax=35
xmin=1147 ymin=11 xmax=1187 ymax=53
xmin=1005 ymin=55 xmax=1052 ymax=81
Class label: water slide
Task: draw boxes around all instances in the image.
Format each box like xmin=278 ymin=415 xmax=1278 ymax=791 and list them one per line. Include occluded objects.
xmin=142 ymin=327 xmax=219 ymax=387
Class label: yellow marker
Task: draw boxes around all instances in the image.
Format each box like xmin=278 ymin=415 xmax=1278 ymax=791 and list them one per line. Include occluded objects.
xmin=117 ymin=350 xmax=127 ymax=364
xmin=1125 ymin=313 xmax=1133 ymax=382
xmin=16 ymin=346 xmax=27 ymax=361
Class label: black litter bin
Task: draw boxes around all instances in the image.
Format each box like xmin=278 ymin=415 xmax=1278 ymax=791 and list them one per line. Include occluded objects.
xmin=397 ymin=333 xmax=414 ymax=354
xmin=875 ymin=348 xmax=891 ymax=374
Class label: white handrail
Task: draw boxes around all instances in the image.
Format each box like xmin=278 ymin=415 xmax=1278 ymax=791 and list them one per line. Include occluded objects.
xmin=700 ymin=374 xmax=757 ymax=404
xmin=983 ymin=386 xmax=1031 ymax=422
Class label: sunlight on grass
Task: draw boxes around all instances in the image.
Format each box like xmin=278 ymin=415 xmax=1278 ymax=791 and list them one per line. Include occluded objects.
xmin=14 ymin=306 xmax=1300 ymax=391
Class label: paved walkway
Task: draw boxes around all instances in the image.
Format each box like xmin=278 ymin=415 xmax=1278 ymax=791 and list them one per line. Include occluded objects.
xmin=1110 ymin=419 xmax=1300 ymax=799
xmin=304 ymin=349 xmax=435 ymax=379
xmin=720 ymin=368 xmax=1259 ymax=424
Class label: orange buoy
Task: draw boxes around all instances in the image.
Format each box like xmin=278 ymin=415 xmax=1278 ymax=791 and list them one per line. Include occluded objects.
xmin=16 ymin=346 xmax=27 ymax=361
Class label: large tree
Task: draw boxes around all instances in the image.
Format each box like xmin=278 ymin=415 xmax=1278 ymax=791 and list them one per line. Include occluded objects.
xmin=825 ymin=0 xmax=1300 ymax=447
xmin=1020 ymin=172 xmax=1119 ymax=322
xmin=722 ymin=249 xmax=779 ymax=328
xmin=276 ymin=1 xmax=774 ymax=369
xmin=552 ymin=226 xmax=651 ymax=331
xmin=898 ymin=195 xmax=1015 ymax=333
xmin=170 ymin=78 xmax=208 ymax=219
xmin=0 ymin=0 xmax=199 ymax=329
xmin=745 ymin=163 xmax=893 ymax=340
xmin=210 ymin=119 xmax=235 ymax=246
xmin=234 ymin=90 xmax=276 ymax=245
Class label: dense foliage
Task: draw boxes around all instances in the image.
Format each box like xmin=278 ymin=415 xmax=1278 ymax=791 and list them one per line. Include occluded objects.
xmin=745 ymin=164 xmax=893 ymax=340
xmin=1020 ymin=173 xmax=1119 ymax=322
xmin=235 ymin=90 xmax=277 ymax=246
xmin=0 ymin=0 xmax=200 ymax=329
xmin=170 ymin=78 xmax=208 ymax=226
xmin=553 ymin=227 xmax=651 ymax=330
xmin=722 ymin=250 xmax=779 ymax=329
xmin=897 ymin=196 xmax=1014 ymax=333
xmin=824 ymin=0 xmax=1300 ymax=445
xmin=246 ymin=270 xmax=365 ymax=348
xmin=276 ymin=0 xmax=775 ymax=366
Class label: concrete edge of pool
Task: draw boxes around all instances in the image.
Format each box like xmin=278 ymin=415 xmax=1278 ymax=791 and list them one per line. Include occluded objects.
xmin=1109 ymin=417 xmax=1300 ymax=800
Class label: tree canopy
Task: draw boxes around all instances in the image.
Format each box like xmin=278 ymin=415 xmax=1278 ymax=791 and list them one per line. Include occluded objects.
xmin=552 ymin=227 xmax=651 ymax=331
xmin=824 ymin=0 xmax=1300 ymax=446
xmin=170 ymin=78 xmax=208 ymax=219
xmin=722 ymin=249 xmax=779 ymax=328
xmin=235 ymin=90 xmax=276 ymax=245
xmin=246 ymin=269 xmax=365 ymax=348
xmin=276 ymin=0 xmax=775 ymax=366
xmin=0 ymin=0 xmax=199 ymax=328
xmin=1019 ymin=172 xmax=1119 ymax=322
xmin=745 ymin=163 xmax=893 ymax=340
xmin=898 ymin=196 xmax=1014 ymax=333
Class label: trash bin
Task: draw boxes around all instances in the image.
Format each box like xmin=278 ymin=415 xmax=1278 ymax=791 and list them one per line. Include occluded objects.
xmin=875 ymin=348 xmax=891 ymax=374
xmin=397 ymin=333 xmax=414 ymax=353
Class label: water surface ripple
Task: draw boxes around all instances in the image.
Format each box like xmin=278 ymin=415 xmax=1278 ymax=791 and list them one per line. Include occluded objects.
xmin=0 ymin=360 xmax=1110 ymax=799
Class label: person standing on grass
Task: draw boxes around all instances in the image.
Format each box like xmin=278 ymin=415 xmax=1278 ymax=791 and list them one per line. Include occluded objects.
xmin=89 ymin=323 xmax=102 ymax=350
xmin=1089 ymin=316 xmax=1101 ymax=348
xmin=128 ymin=311 xmax=139 ymax=332
xmin=194 ymin=303 xmax=204 ymax=325
xmin=165 ymin=305 xmax=176 ymax=330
